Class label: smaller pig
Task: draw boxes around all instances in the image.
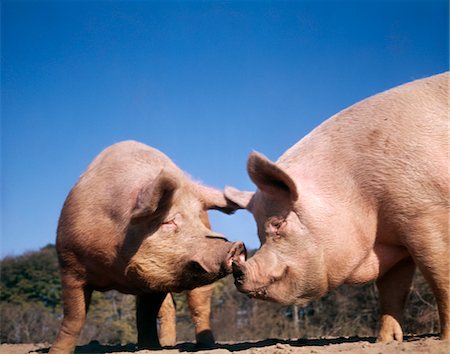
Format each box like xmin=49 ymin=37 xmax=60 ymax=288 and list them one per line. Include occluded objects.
xmin=225 ymin=72 xmax=449 ymax=341
xmin=51 ymin=141 xmax=246 ymax=353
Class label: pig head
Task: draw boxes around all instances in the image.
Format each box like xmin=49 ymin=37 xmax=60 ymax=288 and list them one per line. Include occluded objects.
xmin=122 ymin=168 xmax=244 ymax=292
xmin=225 ymin=72 xmax=449 ymax=341
xmin=225 ymin=153 xmax=329 ymax=306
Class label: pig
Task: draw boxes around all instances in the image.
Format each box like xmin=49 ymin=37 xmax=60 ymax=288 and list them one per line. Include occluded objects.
xmin=225 ymin=72 xmax=449 ymax=342
xmin=51 ymin=140 xmax=246 ymax=353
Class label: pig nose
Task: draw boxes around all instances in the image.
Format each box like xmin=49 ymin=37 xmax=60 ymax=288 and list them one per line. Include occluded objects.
xmin=232 ymin=261 xmax=245 ymax=284
xmin=225 ymin=241 xmax=247 ymax=273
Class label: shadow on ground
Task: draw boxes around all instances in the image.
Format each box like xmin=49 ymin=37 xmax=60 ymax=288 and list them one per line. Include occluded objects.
xmin=35 ymin=334 xmax=438 ymax=353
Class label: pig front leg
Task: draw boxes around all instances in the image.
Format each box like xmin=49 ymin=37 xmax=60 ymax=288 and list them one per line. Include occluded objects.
xmin=136 ymin=292 xmax=166 ymax=349
xmin=376 ymin=257 xmax=415 ymax=342
xmin=50 ymin=275 xmax=92 ymax=353
xmin=158 ymin=293 xmax=177 ymax=346
xmin=187 ymin=283 xmax=215 ymax=348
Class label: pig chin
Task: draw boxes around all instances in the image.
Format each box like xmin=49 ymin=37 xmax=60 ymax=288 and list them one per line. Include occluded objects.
xmin=176 ymin=260 xmax=229 ymax=290
xmin=237 ymin=275 xmax=312 ymax=307
xmin=234 ymin=264 xmax=294 ymax=304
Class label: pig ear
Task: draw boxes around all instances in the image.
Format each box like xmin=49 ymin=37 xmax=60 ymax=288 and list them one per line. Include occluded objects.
xmin=224 ymin=186 xmax=254 ymax=210
xmin=130 ymin=170 xmax=179 ymax=221
xmin=247 ymin=151 xmax=298 ymax=201
xmin=195 ymin=185 xmax=243 ymax=215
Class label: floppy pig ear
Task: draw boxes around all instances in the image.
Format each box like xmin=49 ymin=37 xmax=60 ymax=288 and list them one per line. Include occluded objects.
xmin=130 ymin=169 xmax=179 ymax=221
xmin=224 ymin=186 xmax=254 ymax=210
xmin=247 ymin=151 xmax=298 ymax=201
xmin=196 ymin=184 xmax=244 ymax=215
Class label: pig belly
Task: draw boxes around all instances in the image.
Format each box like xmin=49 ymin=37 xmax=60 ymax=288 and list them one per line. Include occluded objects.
xmin=345 ymin=244 xmax=410 ymax=284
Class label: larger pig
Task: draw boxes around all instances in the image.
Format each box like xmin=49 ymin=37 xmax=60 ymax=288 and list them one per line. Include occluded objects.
xmin=51 ymin=141 xmax=245 ymax=353
xmin=225 ymin=72 xmax=449 ymax=341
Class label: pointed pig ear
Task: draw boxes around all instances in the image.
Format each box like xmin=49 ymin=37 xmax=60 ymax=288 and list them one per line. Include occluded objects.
xmin=195 ymin=184 xmax=243 ymax=215
xmin=131 ymin=170 xmax=179 ymax=222
xmin=247 ymin=151 xmax=298 ymax=201
xmin=224 ymin=186 xmax=254 ymax=210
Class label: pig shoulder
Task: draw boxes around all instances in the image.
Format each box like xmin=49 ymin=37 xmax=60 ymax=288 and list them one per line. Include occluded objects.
xmin=278 ymin=73 xmax=448 ymax=204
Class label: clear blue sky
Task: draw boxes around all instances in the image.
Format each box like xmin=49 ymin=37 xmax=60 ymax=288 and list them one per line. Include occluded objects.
xmin=1 ymin=0 xmax=448 ymax=257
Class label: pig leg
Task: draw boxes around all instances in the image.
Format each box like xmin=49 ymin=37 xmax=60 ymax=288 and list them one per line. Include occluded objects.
xmin=187 ymin=283 xmax=215 ymax=348
xmin=158 ymin=293 xmax=177 ymax=346
xmin=406 ymin=213 xmax=450 ymax=340
xmin=50 ymin=275 xmax=92 ymax=353
xmin=376 ymin=257 xmax=415 ymax=342
xmin=136 ymin=292 xmax=166 ymax=348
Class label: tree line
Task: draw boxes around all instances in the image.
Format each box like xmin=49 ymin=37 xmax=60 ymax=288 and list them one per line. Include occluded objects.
xmin=0 ymin=245 xmax=439 ymax=344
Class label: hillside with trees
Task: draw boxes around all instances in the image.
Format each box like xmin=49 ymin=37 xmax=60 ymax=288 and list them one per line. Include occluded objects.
xmin=0 ymin=245 xmax=439 ymax=345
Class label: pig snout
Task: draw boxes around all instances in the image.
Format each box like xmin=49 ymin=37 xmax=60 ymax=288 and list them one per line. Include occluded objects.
xmin=232 ymin=259 xmax=270 ymax=298
xmin=232 ymin=259 xmax=249 ymax=291
xmin=231 ymin=251 xmax=288 ymax=301
xmin=190 ymin=240 xmax=247 ymax=277
xmin=225 ymin=241 xmax=247 ymax=273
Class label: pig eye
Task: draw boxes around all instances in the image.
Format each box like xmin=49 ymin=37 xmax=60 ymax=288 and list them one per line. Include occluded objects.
xmin=161 ymin=213 xmax=182 ymax=231
xmin=265 ymin=216 xmax=286 ymax=238
xmin=269 ymin=216 xmax=285 ymax=229
xmin=161 ymin=218 xmax=179 ymax=232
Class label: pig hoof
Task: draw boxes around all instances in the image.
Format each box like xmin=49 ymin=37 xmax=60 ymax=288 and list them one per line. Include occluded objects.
xmin=195 ymin=330 xmax=215 ymax=349
xmin=377 ymin=315 xmax=403 ymax=342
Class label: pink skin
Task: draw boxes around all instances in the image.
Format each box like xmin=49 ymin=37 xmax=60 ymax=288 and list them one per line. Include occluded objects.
xmin=51 ymin=141 xmax=246 ymax=353
xmin=225 ymin=72 xmax=449 ymax=342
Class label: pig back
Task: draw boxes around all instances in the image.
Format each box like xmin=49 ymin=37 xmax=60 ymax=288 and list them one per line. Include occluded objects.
xmin=343 ymin=72 xmax=449 ymax=216
xmin=279 ymin=72 xmax=448 ymax=222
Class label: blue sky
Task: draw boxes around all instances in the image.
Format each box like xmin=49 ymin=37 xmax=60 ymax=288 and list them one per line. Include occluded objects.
xmin=1 ymin=0 xmax=448 ymax=257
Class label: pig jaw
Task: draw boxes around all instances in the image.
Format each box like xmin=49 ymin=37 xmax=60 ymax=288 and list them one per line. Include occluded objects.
xmin=232 ymin=249 xmax=327 ymax=306
xmin=233 ymin=262 xmax=291 ymax=304
xmin=231 ymin=248 xmax=292 ymax=303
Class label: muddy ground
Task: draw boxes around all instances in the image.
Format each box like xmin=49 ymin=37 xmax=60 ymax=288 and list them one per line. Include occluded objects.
xmin=1 ymin=335 xmax=449 ymax=354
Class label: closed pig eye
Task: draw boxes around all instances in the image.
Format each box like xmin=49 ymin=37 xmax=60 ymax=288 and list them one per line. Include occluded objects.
xmin=161 ymin=213 xmax=182 ymax=232
xmin=269 ymin=216 xmax=285 ymax=229
xmin=265 ymin=216 xmax=286 ymax=237
xmin=161 ymin=218 xmax=178 ymax=231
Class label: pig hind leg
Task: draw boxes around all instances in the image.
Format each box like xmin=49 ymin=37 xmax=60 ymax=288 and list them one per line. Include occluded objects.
xmin=50 ymin=274 xmax=92 ymax=353
xmin=158 ymin=293 xmax=177 ymax=347
xmin=136 ymin=292 xmax=166 ymax=349
xmin=187 ymin=284 xmax=215 ymax=348
xmin=376 ymin=256 xmax=415 ymax=342
xmin=406 ymin=211 xmax=450 ymax=340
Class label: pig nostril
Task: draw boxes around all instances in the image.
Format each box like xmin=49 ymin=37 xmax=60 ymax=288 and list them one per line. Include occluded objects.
xmin=232 ymin=261 xmax=244 ymax=281
xmin=230 ymin=241 xmax=247 ymax=261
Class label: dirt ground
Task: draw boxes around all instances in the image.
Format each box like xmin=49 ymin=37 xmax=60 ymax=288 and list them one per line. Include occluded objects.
xmin=1 ymin=335 xmax=449 ymax=354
